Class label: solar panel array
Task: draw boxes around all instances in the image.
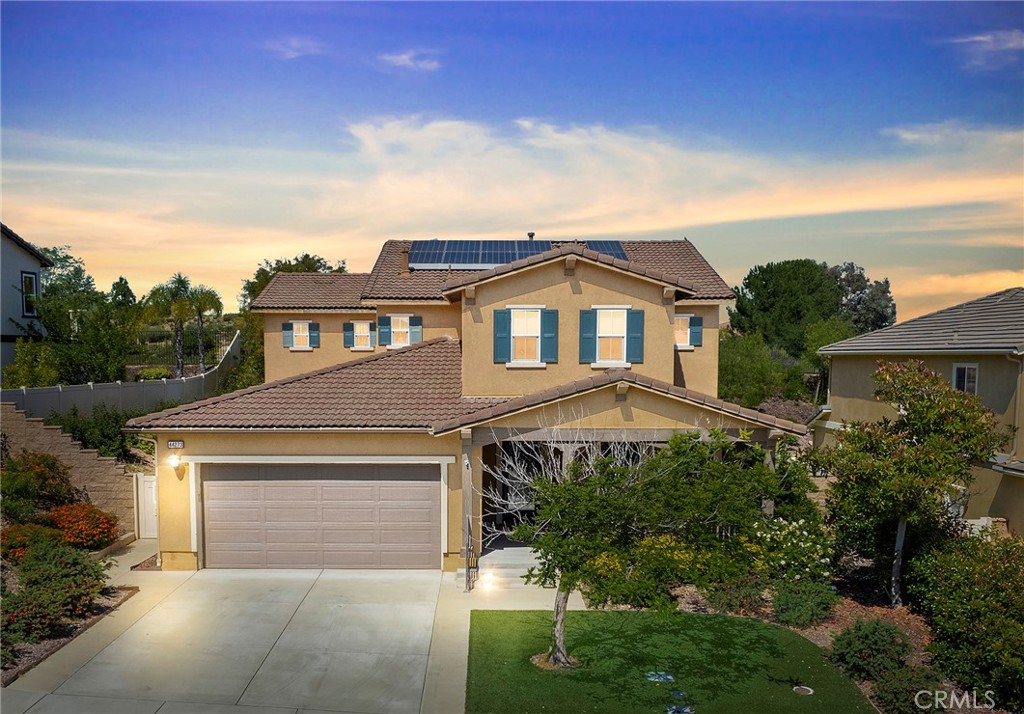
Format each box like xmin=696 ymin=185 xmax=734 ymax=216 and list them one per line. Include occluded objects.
xmin=584 ymin=241 xmax=630 ymax=260
xmin=408 ymin=240 xmax=553 ymax=269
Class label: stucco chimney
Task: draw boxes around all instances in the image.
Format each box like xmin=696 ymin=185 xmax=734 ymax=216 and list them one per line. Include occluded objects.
xmin=400 ymin=247 xmax=410 ymax=275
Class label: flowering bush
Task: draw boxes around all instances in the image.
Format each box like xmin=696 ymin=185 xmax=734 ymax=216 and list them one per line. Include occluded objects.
xmin=0 ymin=451 xmax=85 ymax=523
xmin=751 ymin=517 xmax=833 ymax=585
xmin=48 ymin=503 xmax=119 ymax=550
xmin=0 ymin=523 xmax=63 ymax=564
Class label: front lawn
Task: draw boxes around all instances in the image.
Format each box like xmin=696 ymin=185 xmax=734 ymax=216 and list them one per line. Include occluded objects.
xmin=466 ymin=610 xmax=874 ymax=714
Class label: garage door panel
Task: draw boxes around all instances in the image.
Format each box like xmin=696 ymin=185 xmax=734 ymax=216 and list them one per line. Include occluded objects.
xmin=203 ymin=463 xmax=440 ymax=569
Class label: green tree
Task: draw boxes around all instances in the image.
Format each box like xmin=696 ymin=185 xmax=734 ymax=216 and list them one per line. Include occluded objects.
xmin=190 ymin=285 xmax=223 ymax=372
xmin=144 ymin=273 xmax=193 ymax=378
xmin=802 ymin=316 xmax=857 ymax=403
xmin=718 ymin=329 xmax=786 ymax=407
xmin=828 ymin=262 xmax=897 ymax=333
xmin=2 ymin=339 xmax=61 ymax=387
xmin=39 ymin=245 xmax=97 ymax=297
xmin=814 ymin=360 xmax=1010 ymax=606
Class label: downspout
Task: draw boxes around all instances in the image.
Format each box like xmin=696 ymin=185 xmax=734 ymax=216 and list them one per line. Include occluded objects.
xmin=135 ymin=435 xmax=161 ymax=569
xmin=1008 ymin=353 xmax=1024 ymax=459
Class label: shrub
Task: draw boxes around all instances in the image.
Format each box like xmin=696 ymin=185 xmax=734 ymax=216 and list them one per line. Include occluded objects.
xmin=829 ymin=618 xmax=911 ymax=682
xmin=48 ymin=503 xmax=119 ymax=549
xmin=872 ymin=666 xmax=943 ymax=714
xmin=135 ymin=366 xmax=173 ymax=381
xmin=0 ymin=524 xmax=63 ymax=564
xmin=1 ymin=586 xmax=68 ymax=644
xmin=907 ymin=533 xmax=1024 ymax=712
xmin=751 ymin=517 xmax=833 ymax=585
xmin=17 ymin=539 xmax=108 ymax=618
xmin=0 ymin=451 xmax=85 ymax=523
xmin=703 ymin=573 xmax=767 ymax=615
xmin=772 ymin=579 xmax=839 ymax=627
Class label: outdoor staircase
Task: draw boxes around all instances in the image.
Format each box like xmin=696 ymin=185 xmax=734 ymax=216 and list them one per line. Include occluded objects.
xmin=455 ymin=540 xmax=546 ymax=590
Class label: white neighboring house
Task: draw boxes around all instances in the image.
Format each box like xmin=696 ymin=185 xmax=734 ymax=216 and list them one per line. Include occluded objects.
xmin=1 ymin=223 xmax=54 ymax=374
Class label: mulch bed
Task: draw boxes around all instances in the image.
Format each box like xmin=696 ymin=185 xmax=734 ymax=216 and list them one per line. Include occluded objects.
xmin=1 ymin=586 xmax=138 ymax=687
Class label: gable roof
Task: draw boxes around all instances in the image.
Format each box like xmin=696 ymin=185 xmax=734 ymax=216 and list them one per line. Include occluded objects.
xmin=361 ymin=238 xmax=733 ymax=302
xmin=820 ymin=287 xmax=1024 ymax=355
xmin=2 ymin=223 xmax=55 ymax=267
xmin=250 ymin=272 xmax=371 ymax=311
xmin=125 ymin=338 xmax=508 ymax=431
xmin=430 ymin=370 xmax=807 ymax=436
xmin=441 ymin=242 xmax=699 ymax=295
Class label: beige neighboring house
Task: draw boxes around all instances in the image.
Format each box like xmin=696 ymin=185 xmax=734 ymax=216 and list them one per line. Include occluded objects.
xmin=815 ymin=287 xmax=1024 ymax=534
xmin=127 ymin=238 xmax=807 ymax=571
xmin=1 ymin=223 xmax=53 ymax=373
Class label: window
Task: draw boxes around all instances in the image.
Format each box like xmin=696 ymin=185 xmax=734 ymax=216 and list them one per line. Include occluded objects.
xmin=21 ymin=271 xmax=38 ymax=317
xmin=597 ymin=309 xmax=627 ymax=363
xmin=390 ymin=315 xmax=411 ymax=347
xmin=953 ymin=364 xmax=978 ymax=395
xmin=674 ymin=314 xmax=704 ymax=350
xmin=378 ymin=315 xmax=422 ymax=348
xmin=511 ymin=309 xmax=541 ymax=362
xmin=353 ymin=321 xmax=372 ymax=349
xmin=282 ymin=321 xmax=319 ymax=350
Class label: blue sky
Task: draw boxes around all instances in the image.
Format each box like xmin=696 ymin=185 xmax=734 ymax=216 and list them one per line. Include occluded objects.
xmin=3 ymin=2 xmax=1022 ymax=316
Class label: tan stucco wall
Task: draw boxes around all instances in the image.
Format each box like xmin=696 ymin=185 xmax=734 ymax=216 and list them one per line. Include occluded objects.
xmin=823 ymin=354 xmax=1021 ymax=458
xmin=262 ymin=304 xmax=461 ymax=383
xmin=673 ymin=302 xmax=722 ymax=396
xmin=460 ymin=260 xmax=722 ymax=397
xmin=964 ymin=466 xmax=1024 ymax=536
xmin=152 ymin=430 xmax=462 ymax=570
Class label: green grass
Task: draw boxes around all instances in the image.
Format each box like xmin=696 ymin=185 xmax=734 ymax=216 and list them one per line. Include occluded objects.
xmin=466 ymin=610 xmax=874 ymax=714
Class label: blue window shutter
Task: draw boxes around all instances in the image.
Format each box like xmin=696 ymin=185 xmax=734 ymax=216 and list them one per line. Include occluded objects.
xmin=626 ymin=310 xmax=644 ymax=363
xmin=282 ymin=322 xmax=293 ymax=348
xmin=378 ymin=316 xmax=392 ymax=346
xmin=410 ymin=315 xmax=423 ymax=344
xmin=369 ymin=322 xmax=377 ymax=347
xmin=689 ymin=316 xmax=704 ymax=347
xmin=309 ymin=323 xmax=320 ymax=348
xmin=541 ymin=309 xmax=558 ymax=363
xmin=343 ymin=322 xmax=354 ymax=348
xmin=493 ymin=309 xmax=511 ymax=363
xmin=579 ymin=310 xmax=597 ymax=363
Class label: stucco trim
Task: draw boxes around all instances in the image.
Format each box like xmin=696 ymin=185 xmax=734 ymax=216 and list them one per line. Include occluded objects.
xmin=820 ymin=348 xmax=1018 ymax=356
xmin=179 ymin=455 xmax=457 ymax=465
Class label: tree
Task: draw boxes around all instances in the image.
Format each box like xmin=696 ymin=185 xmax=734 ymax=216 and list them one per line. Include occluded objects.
xmin=718 ymin=329 xmax=786 ymax=407
xmin=39 ymin=245 xmax=97 ymax=298
xmin=2 ymin=339 xmax=60 ymax=387
xmin=814 ymin=360 xmax=1010 ymax=607
xmin=190 ymin=285 xmax=223 ymax=372
xmin=828 ymin=262 xmax=896 ymax=333
xmin=803 ymin=316 xmax=857 ymax=403
xmin=144 ymin=273 xmax=193 ymax=378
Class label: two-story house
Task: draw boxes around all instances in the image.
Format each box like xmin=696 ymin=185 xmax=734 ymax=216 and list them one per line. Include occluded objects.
xmin=1 ymin=223 xmax=53 ymax=374
xmin=814 ymin=287 xmax=1024 ymax=534
xmin=127 ymin=239 xmax=806 ymax=571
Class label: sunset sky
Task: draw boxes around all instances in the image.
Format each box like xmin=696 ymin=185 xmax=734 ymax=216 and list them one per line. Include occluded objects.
xmin=2 ymin=2 xmax=1022 ymax=318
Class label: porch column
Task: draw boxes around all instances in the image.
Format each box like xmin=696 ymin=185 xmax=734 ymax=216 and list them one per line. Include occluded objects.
xmin=461 ymin=428 xmax=473 ymax=558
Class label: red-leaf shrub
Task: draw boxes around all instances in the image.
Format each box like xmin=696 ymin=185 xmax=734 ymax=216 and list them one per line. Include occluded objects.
xmin=0 ymin=524 xmax=63 ymax=564
xmin=48 ymin=503 xmax=119 ymax=550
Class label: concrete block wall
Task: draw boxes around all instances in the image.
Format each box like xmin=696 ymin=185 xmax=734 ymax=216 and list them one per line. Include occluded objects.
xmin=1 ymin=402 xmax=134 ymax=535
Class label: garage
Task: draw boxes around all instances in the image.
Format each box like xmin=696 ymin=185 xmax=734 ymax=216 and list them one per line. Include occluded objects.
xmin=202 ymin=463 xmax=441 ymax=569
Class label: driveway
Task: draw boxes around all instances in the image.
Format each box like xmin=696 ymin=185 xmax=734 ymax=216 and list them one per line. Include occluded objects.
xmin=8 ymin=569 xmax=441 ymax=714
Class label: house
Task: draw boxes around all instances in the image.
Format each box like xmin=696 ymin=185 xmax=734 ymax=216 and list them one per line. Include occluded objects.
xmin=126 ymin=238 xmax=807 ymax=571
xmin=1 ymin=223 xmax=53 ymax=373
xmin=815 ymin=287 xmax=1024 ymax=534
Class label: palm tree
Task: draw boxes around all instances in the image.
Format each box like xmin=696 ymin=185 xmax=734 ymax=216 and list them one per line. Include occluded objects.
xmin=144 ymin=273 xmax=192 ymax=378
xmin=191 ymin=285 xmax=223 ymax=372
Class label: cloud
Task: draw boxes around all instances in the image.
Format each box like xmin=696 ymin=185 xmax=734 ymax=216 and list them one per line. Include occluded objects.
xmin=263 ymin=36 xmax=324 ymax=60
xmin=948 ymin=29 xmax=1024 ymax=71
xmin=378 ymin=49 xmax=441 ymax=72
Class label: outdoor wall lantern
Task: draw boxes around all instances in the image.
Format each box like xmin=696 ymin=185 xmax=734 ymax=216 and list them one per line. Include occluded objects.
xmin=166 ymin=440 xmax=185 ymax=479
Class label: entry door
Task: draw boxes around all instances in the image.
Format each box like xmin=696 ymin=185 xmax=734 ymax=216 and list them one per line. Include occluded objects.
xmin=138 ymin=474 xmax=158 ymax=538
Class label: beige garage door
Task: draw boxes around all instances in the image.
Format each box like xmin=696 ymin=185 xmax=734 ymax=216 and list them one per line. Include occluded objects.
xmin=202 ymin=463 xmax=441 ymax=569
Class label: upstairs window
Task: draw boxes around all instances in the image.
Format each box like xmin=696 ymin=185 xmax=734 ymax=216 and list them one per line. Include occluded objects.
xmin=21 ymin=271 xmax=38 ymax=318
xmin=343 ymin=321 xmax=376 ymax=351
xmin=391 ymin=315 xmax=411 ymax=347
xmin=282 ymin=321 xmax=320 ymax=351
xmin=378 ymin=315 xmax=422 ymax=348
xmin=493 ymin=308 xmax=558 ymax=365
xmin=953 ymin=364 xmax=978 ymax=395
xmin=512 ymin=309 xmax=541 ymax=362
xmin=673 ymin=314 xmax=704 ymax=350
xmin=580 ymin=308 xmax=644 ymax=366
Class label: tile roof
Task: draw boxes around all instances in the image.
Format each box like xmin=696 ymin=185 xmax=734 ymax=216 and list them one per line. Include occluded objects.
xmin=441 ymin=243 xmax=699 ymax=295
xmin=2 ymin=223 xmax=54 ymax=267
xmin=820 ymin=287 xmax=1024 ymax=355
xmin=125 ymin=338 xmax=508 ymax=431
xmin=431 ymin=370 xmax=807 ymax=436
xmin=361 ymin=239 xmax=733 ymax=302
xmin=250 ymin=272 xmax=372 ymax=311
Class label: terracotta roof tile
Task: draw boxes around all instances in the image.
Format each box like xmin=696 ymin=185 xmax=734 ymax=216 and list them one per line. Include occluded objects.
xmin=250 ymin=272 xmax=372 ymax=311
xmin=621 ymin=240 xmax=734 ymax=300
xmin=361 ymin=241 xmax=475 ymax=301
xmin=126 ymin=338 xmax=508 ymax=431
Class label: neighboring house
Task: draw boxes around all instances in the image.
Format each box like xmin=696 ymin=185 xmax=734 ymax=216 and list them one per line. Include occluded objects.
xmin=815 ymin=287 xmax=1024 ymax=534
xmin=127 ymin=238 xmax=807 ymax=571
xmin=1 ymin=223 xmax=53 ymax=373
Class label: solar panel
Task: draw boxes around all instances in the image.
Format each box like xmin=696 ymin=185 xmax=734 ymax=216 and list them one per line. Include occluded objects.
xmin=408 ymin=240 xmax=552 ymax=269
xmin=585 ymin=240 xmax=629 ymax=260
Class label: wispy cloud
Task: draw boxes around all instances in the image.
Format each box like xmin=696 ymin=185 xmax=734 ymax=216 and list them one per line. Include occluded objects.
xmin=948 ymin=29 xmax=1024 ymax=71
xmin=263 ymin=36 xmax=324 ymax=60
xmin=378 ymin=49 xmax=441 ymax=72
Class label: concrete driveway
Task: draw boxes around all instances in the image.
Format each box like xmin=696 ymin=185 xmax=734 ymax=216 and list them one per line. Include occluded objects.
xmin=5 ymin=568 xmax=441 ymax=714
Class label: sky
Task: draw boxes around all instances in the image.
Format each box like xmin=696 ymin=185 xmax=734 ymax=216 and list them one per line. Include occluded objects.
xmin=2 ymin=1 xmax=1022 ymax=319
